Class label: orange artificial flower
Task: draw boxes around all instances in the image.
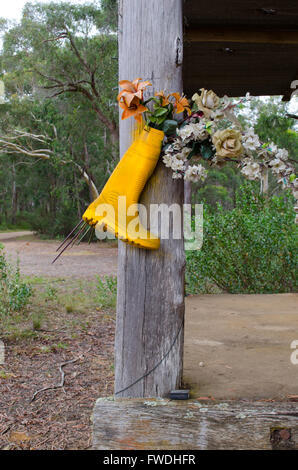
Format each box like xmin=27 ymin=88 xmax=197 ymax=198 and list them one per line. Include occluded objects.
xmin=171 ymin=92 xmax=191 ymax=116
xmin=119 ymin=95 xmax=148 ymax=122
xmin=117 ymin=78 xmax=152 ymax=106
xmin=155 ymin=91 xmax=170 ymax=106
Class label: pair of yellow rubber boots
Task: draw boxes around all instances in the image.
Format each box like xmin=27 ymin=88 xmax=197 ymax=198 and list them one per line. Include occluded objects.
xmin=82 ymin=127 xmax=164 ymax=250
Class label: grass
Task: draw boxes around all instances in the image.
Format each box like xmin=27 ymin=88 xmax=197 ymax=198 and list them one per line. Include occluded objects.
xmin=0 ymin=273 xmax=116 ymax=450
xmin=0 ymin=274 xmax=117 ymax=340
xmin=0 ymin=223 xmax=31 ymax=232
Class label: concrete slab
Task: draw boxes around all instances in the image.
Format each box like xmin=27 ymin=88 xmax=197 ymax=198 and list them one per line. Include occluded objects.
xmin=184 ymin=294 xmax=298 ymax=400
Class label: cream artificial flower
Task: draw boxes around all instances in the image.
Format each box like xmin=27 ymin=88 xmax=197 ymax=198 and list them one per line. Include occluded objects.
xmin=184 ymin=164 xmax=208 ymax=182
xmin=242 ymin=128 xmax=260 ymax=152
xmin=172 ymin=172 xmax=183 ymax=179
xmin=162 ymin=154 xmax=174 ymax=168
xmin=275 ymin=148 xmax=289 ymax=161
xmin=269 ymin=158 xmax=287 ymax=174
xmin=241 ymin=161 xmax=261 ymax=180
xmin=175 ymin=147 xmax=192 ymax=160
xmin=192 ymin=89 xmax=220 ymax=118
xmin=212 ymin=129 xmax=243 ymax=159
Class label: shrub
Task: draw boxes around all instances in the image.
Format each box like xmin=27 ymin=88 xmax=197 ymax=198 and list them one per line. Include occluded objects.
xmin=186 ymin=184 xmax=297 ymax=294
xmin=28 ymin=202 xmax=79 ymax=238
xmin=96 ymin=275 xmax=117 ymax=309
xmin=0 ymin=243 xmax=33 ymax=315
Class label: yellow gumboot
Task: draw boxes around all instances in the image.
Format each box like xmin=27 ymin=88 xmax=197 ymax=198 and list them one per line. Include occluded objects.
xmin=82 ymin=127 xmax=164 ymax=249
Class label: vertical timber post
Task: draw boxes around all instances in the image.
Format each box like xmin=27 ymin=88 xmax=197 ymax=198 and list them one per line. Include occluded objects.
xmin=115 ymin=0 xmax=185 ymax=397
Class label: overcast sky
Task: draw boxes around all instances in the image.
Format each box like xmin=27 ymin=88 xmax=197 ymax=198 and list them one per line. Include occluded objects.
xmin=1 ymin=0 xmax=91 ymax=21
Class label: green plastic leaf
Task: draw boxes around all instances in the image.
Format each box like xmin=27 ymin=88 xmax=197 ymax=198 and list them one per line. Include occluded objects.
xmin=200 ymin=142 xmax=215 ymax=160
xmin=154 ymin=107 xmax=168 ymax=117
xmin=188 ymin=141 xmax=201 ymax=159
xmin=162 ymin=119 xmax=177 ymax=136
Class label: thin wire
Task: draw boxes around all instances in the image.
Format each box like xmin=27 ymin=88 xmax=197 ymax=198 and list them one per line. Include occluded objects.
xmin=77 ymin=226 xmax=91 ymax=245
xmin=56 ymin=220 xmax=84 ymax=252
xmin=115 ymin=318 xmax=184 ymax=396
xmin=52 ymin=223 xmax=86 ymax=264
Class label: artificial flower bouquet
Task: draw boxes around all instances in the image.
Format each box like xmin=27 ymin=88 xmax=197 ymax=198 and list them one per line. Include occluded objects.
xmin=118 ymin=79 xmax=297 ymax=220
xmin=53 ymin=79 xmax=297 ymax=262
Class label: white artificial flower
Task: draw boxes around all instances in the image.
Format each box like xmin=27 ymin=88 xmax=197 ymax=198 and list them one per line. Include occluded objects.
xmin=240 ymin=161 xmax=261 ymax=180
xmin=172 ymin=172 xmax=183 ymax=179
xmin=176 ymin=125 xmax=194 ymax=143
xmin=177 ymin=122 xmax=208 ymax=143
xmin=269 ymin=158 xmax=287 ymax=174
xmin=175 ymin=147 xmax=192 ymax=160
xmin=162 ymin=154 xmax=174 ymax=168
xmin=210 ymin=109 xmax=224 ymax=121
xmin=294 ymin=178 xmax=298 ymax=189
xmin=245 ymin=92 xmax=251 ymax=101
xmin=165 ymin=142 xmax=183 ymax=154
xmin=277 ymin=176 xmax=290 ymax=189
xmin=275 ymin=148 xmax=288 ymax=161
xmin=222 ymin=95 xmax=230 ymax=107
xmin=170 ymin=156 xmax=185 ymax=172
xmin=184 ymin=164 xmax=208 ymax=182
xmin=242 ymin=128 xmax=260 ymax=152
xmin=268 ymin=142 xmax=278 ymax=154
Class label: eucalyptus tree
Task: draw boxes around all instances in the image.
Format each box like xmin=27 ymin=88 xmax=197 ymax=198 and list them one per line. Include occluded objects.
xmin=0 ymin=1 xmax=118 ymax=233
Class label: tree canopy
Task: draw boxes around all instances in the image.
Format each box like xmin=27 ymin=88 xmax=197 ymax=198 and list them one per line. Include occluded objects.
xmin=0 ymin=1 xmax=297 ymax=234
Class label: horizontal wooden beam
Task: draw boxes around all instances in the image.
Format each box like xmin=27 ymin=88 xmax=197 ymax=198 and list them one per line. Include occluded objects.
xmin=93 ymin=398 xmax=298 ymax=450
xmin=184 ymin=0 xmax=298 ymax=29
xmin=185 ymin=28 xmax=298 ymax=44
xmin=183 ymin=40 xmax=298 ymax=98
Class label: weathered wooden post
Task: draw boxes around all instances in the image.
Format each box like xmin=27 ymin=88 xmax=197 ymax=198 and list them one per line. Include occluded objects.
xmin=115 ymin=0 xmax=185 ymax=397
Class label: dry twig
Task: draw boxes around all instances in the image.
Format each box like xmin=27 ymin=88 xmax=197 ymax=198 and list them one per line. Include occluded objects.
xmin=30 ymin=356 xmax=82 ymax=403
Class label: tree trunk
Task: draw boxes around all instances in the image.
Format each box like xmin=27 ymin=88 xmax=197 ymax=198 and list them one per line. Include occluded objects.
xmin=261 ymin=167 xmax=269 ymax=195
xmin=11 ymin=163 xmax=17 ymax=225
xmin=115 ymin=0 xmax=185 ymax=398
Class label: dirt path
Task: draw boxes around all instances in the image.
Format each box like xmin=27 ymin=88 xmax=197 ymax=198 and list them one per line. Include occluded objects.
xmin=1 ymin=234 xmax=118 ymax=279
xmin=0 ymin=231 xmax=34 ymax=241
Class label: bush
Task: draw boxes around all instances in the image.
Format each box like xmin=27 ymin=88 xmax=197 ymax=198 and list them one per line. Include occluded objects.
xmin=96 ymin=275 xmax=117 ymax=309
xmin=0 ymin=243 xmax=33 ymax=315
xmin=186 ymin=184 xmax=297 ymax=294
xmin=28 ymin=202 xmax=79 ymax=238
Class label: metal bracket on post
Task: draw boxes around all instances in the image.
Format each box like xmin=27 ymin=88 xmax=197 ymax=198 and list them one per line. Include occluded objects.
xmin=175 ymin=36 xmax=183 ymax=67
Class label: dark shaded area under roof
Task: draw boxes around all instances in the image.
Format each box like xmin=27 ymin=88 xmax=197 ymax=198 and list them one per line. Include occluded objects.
xmin=183 ymin=0 xmax=298 ymax=99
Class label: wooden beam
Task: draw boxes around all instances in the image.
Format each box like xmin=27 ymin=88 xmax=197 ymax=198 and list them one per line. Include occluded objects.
xmin=93 ymin=398 xmax=298 ymax=450
xmin=116 ymin=0 xmax=185 ymax=397
xmin=185 ymin=28 xmax=298 ymax=44
xmin=183 ymin=41 xmax=298 ymax=98
xmin=184 ymin=0 xmax=298 ymax=29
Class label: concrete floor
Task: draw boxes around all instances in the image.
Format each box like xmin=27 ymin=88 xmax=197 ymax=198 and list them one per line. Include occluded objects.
xmin=184 ymin=294 xmax=298 ymax=400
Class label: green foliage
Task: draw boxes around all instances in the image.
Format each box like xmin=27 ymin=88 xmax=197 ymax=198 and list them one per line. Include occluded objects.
xmin=0 ymin=1 xmax=118 ymax=237
xmin=186 ymin=184 xmax=297 ymax=294
xmin=96 ymin=275 xmax=117 ymax=309
xmin=0 ymin=243 xmax=33 ymax=315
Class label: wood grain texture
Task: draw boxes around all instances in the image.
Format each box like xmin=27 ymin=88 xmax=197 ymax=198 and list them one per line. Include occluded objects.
xmin=92 ymin=398 xmax=298 ymax=450
xmin=116 ymin=0 xmax=185 ymax=397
